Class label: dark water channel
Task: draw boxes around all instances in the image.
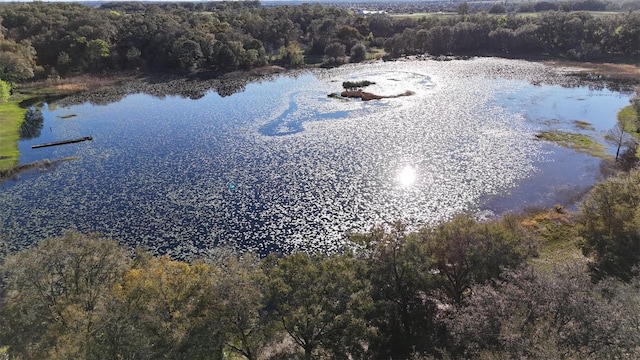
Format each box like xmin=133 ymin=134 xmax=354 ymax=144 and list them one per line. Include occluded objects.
xmin=0 ymin=58 xmax=633 ymax=258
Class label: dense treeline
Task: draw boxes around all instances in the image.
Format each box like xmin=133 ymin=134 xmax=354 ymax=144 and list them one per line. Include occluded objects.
xmin=354 ymin=0 xmax=640 ymax=15
xmin=3 ymin=171 xmax=640 ymax=360
xmin=1 ymin=1 xmax=640 ymax=89
xmin=384 ymin=10 xmax=640 ymax=60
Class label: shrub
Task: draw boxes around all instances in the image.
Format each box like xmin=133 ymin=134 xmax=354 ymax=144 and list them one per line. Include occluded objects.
xmin=350 ymin=43 xmax=367 ymax=63
xmin=0 ymin=80 xmax=10 ymax=102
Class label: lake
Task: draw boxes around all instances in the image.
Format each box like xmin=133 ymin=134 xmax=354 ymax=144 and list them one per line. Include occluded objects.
xmin=0 ymin=58 xmax=633 ymax=259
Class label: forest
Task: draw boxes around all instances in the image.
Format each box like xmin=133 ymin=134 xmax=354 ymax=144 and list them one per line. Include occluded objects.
xmin=3 ymin=1 xmax=640 ymax=359
xmin=2 ymin=165 xmax=640 ymax=359
xmin=2 ymin=0 xmax=640 ymax=91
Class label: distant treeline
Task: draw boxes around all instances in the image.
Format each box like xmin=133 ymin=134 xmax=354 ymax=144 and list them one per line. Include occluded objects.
xmin=3 ymin=166 xmax=640 ymax=359
xmin=1 ymin=1 xmax=640 ymax=87
xmin=351 ymin=0 xmax=640 ymax=15
xmin=383 ymin=9 xmax=640 ymax=60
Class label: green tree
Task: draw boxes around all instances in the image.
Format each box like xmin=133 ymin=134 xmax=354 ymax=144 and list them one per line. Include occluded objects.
xmin=422 ymin=215 xmax=532 ymax=305
xmin=264 ymin=252 xmax=369 ymax=359
xmin=215 ymin=255 xmax=278 ymax=360
xmin=214 ymin=42 xmax=239 ymax=71
xmin=0 ymin=52 xmax=34 ymax=83
xmin=352 ymin=222 xmax=438 ymax=358
xmin=97 ymin=254 xmax=223 ymax=359
xmin=489 ymin=28 xmax=515 ymax=53
xmin=0 ymin=231 xmax=130 ymax=359
xmin=174 ymin=39 xmax=203 ymax=73
xmin=427 ymin=26 xmax=454 ymax=55
xmin=488 ymin=3 xmax=507 ymax=14
xmin=125 ymin=46 xmax=143 ymax=69
xmin=85 ymin=39 xmax=110 ymax=70
xmin=280 ymin=42 xmax=304 ymax=67
xmin=350 ymin=43 xmax=366 ymax=63
xmin=367 ymin=14 xmax=394 ymax=37
xmin=0 ymin=36 xmax=37 ymax=82
xmin=513 ymin=23 xmax=541 ymax=53
xmin=606 ymin=123 xmax=636 ymax=162
xmin=579 ymin=169 xmax=640 ymax=281
xmin=457 ymin=2 xmax=471 ymax=15
xmin=336 ymin=25 xmax=364 ymax=52
xmin=56 ymin=51 xmax=73 ymax=75
xmin=324 ymin=41 xmax=346 ymax=63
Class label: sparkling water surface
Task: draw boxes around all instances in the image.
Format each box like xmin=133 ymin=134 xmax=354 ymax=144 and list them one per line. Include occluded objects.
xmin=0 ymin=58 xmax=632 ymax=258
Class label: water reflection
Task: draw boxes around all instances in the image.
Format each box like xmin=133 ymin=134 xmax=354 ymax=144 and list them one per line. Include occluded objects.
xmin=0 ymin=58 xmax=634 ymax=259
xmin=396 ymin=165 xmax=417 ymax=187
xmin=19 ymin=107 xmax=44 ymax=140
xmin=259 ymin=91 xmax=350 ymax=136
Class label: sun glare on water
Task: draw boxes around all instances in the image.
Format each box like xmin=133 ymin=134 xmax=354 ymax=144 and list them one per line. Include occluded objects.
xmin=396 ymin=165 xmax=417 ymax=187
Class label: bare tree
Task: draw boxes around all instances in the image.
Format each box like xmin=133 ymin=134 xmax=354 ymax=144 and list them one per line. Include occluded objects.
xmin=606 ymin=123 xmax=636 ymax=162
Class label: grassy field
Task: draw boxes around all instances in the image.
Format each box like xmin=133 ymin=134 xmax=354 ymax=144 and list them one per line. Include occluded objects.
xmin=366 ymin=47 xmax=386 ymax=60
xmin=389 ymin=12 xmax=457 ymax=19
xmin=521 ymin=209 xmax=584 ymax=271
xmin=0 ymin=98 xmax=27 ymax=170
xmin=390 ymin=10 xmax=623 ymax=20
xmin=0 ymin=75 xmax=132 ymax=171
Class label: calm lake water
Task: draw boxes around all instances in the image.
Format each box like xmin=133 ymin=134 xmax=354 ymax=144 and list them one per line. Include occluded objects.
xmin=0 ymin=58 xmax=633 ymax=258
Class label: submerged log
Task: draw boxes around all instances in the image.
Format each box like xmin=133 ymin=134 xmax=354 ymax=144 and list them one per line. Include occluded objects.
xmin=32 ymin=136 xmax=93 ymax=149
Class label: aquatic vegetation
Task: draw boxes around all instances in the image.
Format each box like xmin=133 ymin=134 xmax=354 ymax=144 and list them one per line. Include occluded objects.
xmin=535 ymin=131 xmax=607 ymax=157
xmin=0 ymin=157 xmax=76 ymax=183
xmin=573 ymin=120 xmax=595 ymax=131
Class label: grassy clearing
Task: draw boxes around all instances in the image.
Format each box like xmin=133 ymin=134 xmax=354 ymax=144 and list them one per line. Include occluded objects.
xmin=390 ymin=11 xmax=620 ymax=21
xmin=518 ymin=11 xmax=620 ymax=18
xmin=0 ymin=86 xmax=66 ymax=171
xmin=0 ymin=75 xmax=129 ymax=171
xmin=0 ymin=99 xmax=27 ymax=170
xmin=515 ymin=12 xmax=541 ymax=18
xmin=520 ymin=209 xmax=584 ymax=271
xmin=536 ymin=130 xmax=607 ymax=157
xmin=390 ymin=12 xmax=457 ymax=20
xmin=366 ymin=47 xmax=386 ymax=60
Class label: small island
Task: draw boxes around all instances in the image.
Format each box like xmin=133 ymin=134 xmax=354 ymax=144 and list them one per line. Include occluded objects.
xmin=329 ymin=79 xmax=415 ymax=101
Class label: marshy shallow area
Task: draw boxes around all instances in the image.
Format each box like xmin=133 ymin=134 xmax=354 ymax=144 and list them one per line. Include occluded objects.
xmin=0 ymin=58 xmax=633 ymax=259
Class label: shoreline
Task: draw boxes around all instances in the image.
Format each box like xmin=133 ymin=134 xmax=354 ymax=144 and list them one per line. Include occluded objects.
xmin=2 ymin=55 xmax=638 ymax=175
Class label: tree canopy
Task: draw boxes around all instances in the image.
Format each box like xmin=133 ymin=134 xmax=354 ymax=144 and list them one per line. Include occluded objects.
xmin=1 ymin=210 xmax=639 ymax=359
xmin=0 ymin=2 xmax=640 ymax=80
